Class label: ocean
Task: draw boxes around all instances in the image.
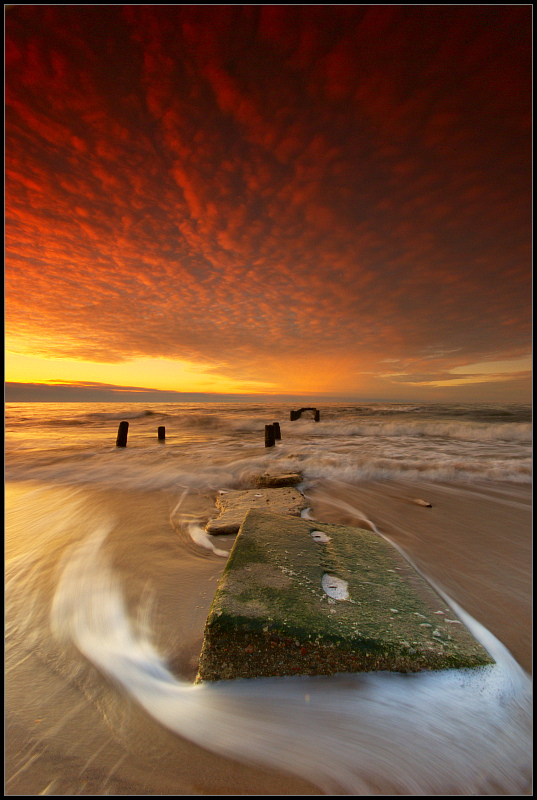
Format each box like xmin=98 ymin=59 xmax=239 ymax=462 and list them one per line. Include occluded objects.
xmin=5 ymin=401 xmax=532 ymax=795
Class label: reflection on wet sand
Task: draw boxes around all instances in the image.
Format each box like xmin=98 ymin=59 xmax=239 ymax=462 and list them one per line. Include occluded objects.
xmin=5 ymin=479 xmax=532 ymax=795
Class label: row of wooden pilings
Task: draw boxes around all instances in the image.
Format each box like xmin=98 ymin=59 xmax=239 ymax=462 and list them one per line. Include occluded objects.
xmin=265 ymin=407 xmax=320 ymax=448
xmin=116 ymin=408 xmax=320 ymax=448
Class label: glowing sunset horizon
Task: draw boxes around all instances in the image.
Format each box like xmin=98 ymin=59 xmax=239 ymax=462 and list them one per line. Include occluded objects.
xmin=6 ymin=6 xmax=532 ymax=403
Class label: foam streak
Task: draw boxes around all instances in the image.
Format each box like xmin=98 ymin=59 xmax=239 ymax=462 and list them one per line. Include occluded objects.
xmin=51 ymin=520 xmax=532 ymax=795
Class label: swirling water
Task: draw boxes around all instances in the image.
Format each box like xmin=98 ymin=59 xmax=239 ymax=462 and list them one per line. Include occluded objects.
xmin=5 ymin=402 xmax=532 ymax=794
xmin=5 ymin=401 xmax=532 ymax=490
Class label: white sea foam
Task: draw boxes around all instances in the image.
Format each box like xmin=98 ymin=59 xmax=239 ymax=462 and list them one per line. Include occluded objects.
xmin=5 ymin=402 xmax=532 ymax=492
xmin=49 ymin=514 xmax=532 ymax=796
xmin=170 ymin=492 xmax=229 ymax=557
xmin=5 ymin=434 xmax=532 ymax=491
xmin=186 ymin=523 xmax=229 ymax=557
xmin=284 ymin=418 xmax=532 ymax=441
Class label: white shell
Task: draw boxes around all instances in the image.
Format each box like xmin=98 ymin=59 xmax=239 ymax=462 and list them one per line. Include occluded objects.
xmin=321 ymin=573 xmax=349 ymax=600
xmin=310 ymin=530 xmax=331 ymax=543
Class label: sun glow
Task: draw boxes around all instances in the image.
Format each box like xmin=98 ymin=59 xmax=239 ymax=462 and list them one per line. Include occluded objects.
xmin=5 ymin=350 xmax=275 ymax=395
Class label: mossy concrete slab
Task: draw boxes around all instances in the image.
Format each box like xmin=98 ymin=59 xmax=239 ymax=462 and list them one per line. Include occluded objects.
xmin=196 ymin=509 xmax=494 ymax=681
xmin=206 ymin=488 xmax=307 ymax=535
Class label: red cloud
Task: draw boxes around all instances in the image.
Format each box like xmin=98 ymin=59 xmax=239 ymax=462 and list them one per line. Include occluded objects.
xmin=5 ymin=5 xmax=531 ymax=391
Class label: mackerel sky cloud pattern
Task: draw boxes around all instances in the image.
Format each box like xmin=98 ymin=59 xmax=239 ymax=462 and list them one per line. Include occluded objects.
xmin=5 ymin=6 xmax=531 ymax=399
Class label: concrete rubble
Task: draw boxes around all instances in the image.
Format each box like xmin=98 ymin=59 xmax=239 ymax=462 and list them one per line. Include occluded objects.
xmin=253 ymin=472 xmax=302 ymax=488
xmin=205 ymin=487 xmax=308 ymax=535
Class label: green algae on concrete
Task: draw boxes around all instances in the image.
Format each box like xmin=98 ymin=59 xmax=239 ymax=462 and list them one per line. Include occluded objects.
xmin=196 ymin=509 xmax=494 ymax=682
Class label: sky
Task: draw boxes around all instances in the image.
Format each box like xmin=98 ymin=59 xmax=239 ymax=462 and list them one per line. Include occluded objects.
xmin=5 ymin=5 xmax=532 ymax=403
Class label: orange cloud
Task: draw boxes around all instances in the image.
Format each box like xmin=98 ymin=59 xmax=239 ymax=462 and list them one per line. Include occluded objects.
xmin=5 ymin=5 xmax=531 ymax=399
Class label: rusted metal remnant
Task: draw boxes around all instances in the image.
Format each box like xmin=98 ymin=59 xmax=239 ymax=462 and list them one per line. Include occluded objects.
xmin=290 ymin=407 xmax=320 ymax=421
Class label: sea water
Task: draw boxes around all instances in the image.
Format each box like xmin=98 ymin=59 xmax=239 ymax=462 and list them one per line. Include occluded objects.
xmin=5 ymin=401 xmax=532 ymax=490
xmin=5 ymin=402 xmax=532 ymax=794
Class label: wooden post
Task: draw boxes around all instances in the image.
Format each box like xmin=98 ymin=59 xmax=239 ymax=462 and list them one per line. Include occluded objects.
xmin=116 ymin=420 xmax=129 ymax=447
xmin=314 ymin=410 xmax=320 ymax=422
xmin=273 ymin=422 xmax=281 ymax=440
xmin=158 ymin=426 xmax=166 ymax=441
xmin=265 ymin=424 xmax=275 ymax=447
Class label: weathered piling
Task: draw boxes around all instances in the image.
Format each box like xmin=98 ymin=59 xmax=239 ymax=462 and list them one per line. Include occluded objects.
xmin=314 ymin=409 xmax=320 ymax=422
xmin=116 ymin=421 xmax=129 ymax=447
xmin=273 ymin=422 xmax=281 ymax=440
xmin=158 ymin=426 xmax=166 ymax=441
xmin=265 ymin=424 xmax=276 ymax=447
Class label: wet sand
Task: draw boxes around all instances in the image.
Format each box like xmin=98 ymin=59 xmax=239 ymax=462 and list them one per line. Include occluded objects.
xmin=5 ymin=484 xmax=320 ymax=795
xmin=305 ymin=480 xmax=532 ymax=674
xmin=5 ymin=479 xmax=532 ymax=794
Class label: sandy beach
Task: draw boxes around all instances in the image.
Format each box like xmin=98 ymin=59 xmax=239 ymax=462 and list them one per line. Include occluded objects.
xmin=5 ymin=477 xmax=531 ymax=795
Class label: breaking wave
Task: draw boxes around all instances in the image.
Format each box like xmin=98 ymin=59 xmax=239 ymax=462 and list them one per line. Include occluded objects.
xmin=283 ymin=418 xmax=532 ymax=442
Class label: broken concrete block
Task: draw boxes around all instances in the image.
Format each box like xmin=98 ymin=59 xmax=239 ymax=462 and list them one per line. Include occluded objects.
xmin=253 ymin=473 xmax=302 ymax=488
xmin=206 ymin=488 xmax=308 ymax=535
xmin=196 ymin=509 xmax=494 ymax=682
